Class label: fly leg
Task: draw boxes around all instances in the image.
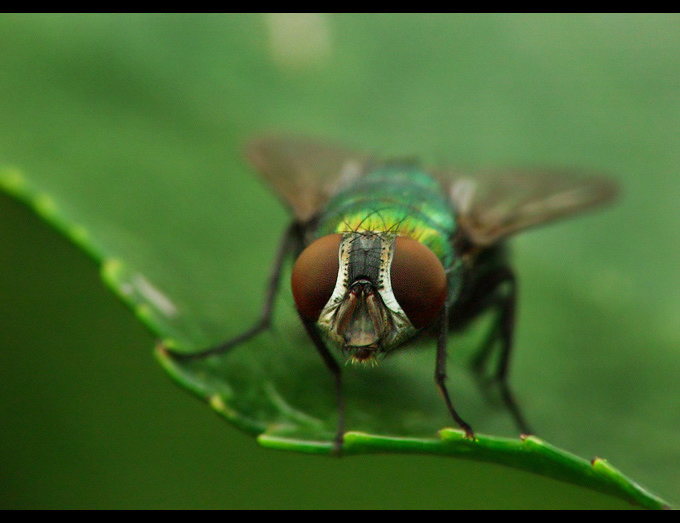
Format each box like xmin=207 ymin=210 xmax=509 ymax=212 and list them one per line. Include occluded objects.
xmin=162 ymin=221 xmax=304 ymax=360
xmin=464 ymin=266 xmax=532 ymax=435
xmin=436 ymin=301 xmax=475 ymax=439
xmin=300 ymin=315 xmax=345 ymax=455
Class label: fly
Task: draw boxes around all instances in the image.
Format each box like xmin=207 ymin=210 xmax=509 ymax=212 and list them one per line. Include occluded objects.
xmin=166 ymin=135 xmax=618 ymax=453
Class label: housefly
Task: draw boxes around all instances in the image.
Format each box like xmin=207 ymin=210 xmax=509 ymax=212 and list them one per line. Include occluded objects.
xmin=166 ymin=135 xmax=618 ymax=452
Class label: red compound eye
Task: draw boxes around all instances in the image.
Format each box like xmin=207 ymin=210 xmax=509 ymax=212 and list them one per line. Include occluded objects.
xmin=291 ymin=234 xmax=342 ymax=321
xmin=390 ymin=237 xmax=447 ymax=328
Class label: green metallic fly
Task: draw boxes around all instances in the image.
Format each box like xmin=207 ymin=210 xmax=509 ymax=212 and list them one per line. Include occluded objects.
xmin=168 ymin=135 xmax=618 ymax=452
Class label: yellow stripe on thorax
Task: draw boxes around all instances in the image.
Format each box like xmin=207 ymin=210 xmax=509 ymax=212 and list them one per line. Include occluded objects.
xmin=330 ymin=210 xmax=448 ymax=262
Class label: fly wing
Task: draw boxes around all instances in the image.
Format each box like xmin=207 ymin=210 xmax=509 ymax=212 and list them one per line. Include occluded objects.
xmin=245 ymin=135 xmax=373 ymax=223
xmin=440 ymin=168 xmax=619 ymax=247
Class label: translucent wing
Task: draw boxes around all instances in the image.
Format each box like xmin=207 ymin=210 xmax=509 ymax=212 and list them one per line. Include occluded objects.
xmin=441 ymin=169 xmax=619 ymax=246
xmin=245 ymin=135 xmax=373 ymax=223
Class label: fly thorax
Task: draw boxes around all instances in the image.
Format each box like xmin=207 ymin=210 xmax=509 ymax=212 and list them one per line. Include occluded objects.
xmin=316 ymin=232 xmax=417 ymax=364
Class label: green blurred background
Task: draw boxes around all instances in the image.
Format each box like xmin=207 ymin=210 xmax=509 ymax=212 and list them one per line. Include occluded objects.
xmin=1 ymin=14 xmax=679 ymax=509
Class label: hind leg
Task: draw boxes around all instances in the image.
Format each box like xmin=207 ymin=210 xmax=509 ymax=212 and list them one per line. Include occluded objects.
xmin=452 ymin=265 xmax=532 ymax=435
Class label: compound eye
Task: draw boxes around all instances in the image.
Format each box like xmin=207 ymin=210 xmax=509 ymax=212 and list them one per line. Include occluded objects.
xmin=291 ymin=234 xmax=342 ymax=321
xmin=391 ymin=237 xmax=447 ymax=328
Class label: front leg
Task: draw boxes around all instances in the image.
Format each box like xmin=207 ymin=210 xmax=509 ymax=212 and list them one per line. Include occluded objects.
xmin=300 ymin=315 xmax=345 ymax=455
xmin=163 ymin=221 xmax=304 ymax=360
xmin=435 ymin=301 xmax=475 ymax=439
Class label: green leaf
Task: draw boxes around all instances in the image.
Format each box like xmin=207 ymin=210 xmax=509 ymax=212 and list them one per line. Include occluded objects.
xmin=1 ymin=14 xmax=679 ymax=509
